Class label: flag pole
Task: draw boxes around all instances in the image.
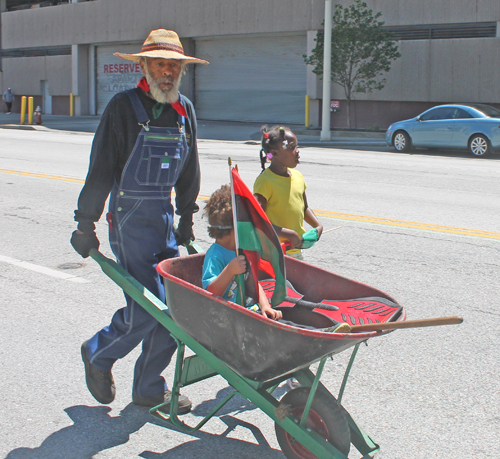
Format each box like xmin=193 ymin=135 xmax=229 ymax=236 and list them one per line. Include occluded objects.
xmin=228 ymin=157 xmax=246 ymax=306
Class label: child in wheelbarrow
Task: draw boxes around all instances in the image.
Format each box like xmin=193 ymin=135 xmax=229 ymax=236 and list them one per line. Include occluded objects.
xmin=202 ymin=186 xmax=350 ymax=339
xmin=202 ymin=184 xmax=283 ymax=320
xmin=254 ymin=125 xmax=323 ymax=260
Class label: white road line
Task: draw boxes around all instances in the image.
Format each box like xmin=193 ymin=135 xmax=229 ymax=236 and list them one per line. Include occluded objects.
xmin=0 ymin=254 xmax=90 ymax=283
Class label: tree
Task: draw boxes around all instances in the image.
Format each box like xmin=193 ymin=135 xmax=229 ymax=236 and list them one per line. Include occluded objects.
xmin=304 ymin=0 xmax=400 ymax=129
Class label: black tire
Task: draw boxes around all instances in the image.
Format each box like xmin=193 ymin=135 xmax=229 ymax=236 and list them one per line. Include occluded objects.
xmin=392 ymin=130 xmax=412 ymax=152
xmin=468 ymin=134 xmax=491 ymax=157
xmin=275 ymin=387 xmax=350 ymax=459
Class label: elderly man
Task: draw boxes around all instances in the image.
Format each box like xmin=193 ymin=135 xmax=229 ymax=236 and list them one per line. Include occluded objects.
xmin=71 ymin=29 xmax=208 ymax=413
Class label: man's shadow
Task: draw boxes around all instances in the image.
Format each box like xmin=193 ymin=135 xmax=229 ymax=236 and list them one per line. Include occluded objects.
xmin=5 ymin=404 xmax=149 ymax=459
xmin=5 ymin=385 xmax=288 ymax=459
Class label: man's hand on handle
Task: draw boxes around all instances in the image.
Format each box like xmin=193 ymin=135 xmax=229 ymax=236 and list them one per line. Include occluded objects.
xmin=175 ymin=216 xmax=195 ymax=246
xmin=71 ymin=230 xmax=100 ymax=258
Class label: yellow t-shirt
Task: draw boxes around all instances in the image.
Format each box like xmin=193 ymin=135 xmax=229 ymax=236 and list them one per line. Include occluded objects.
xmin=254 ymin=168 xmax=307 ymax=253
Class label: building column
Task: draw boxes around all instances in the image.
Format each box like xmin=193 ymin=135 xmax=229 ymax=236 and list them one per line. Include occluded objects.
xmin=306 ymin=30 xmax=322 ymax=128
xmin=72 ymin=44 xmax=89 ymax=115
xmin=178 ymin=37 xmax=195 ymax=102
xmin=88 ymin=44 xmax=96 ymax=115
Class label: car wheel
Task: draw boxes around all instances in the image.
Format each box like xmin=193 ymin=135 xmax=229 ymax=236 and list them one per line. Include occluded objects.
xmin=468 ymin=134 xmax=491 ymax=157
xmin=393 ymin=131 xmax=412 ymax=152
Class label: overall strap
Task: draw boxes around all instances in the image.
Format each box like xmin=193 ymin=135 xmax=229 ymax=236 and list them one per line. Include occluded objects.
xmin=125 ymin=89 xmax=150 ymax=131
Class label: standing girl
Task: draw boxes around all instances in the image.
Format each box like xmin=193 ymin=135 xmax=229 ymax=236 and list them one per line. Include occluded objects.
xmin=253 ymin=125 xmax=323 ymax=259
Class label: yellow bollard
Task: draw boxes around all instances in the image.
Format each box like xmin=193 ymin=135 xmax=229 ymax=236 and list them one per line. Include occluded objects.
xmin=20 ymin=96 xmax=27 ymax=125
xmin=305 ymin=95 xmax=310 ymax=128
xmin=28 ymin=97 xmax=34 ymax=125
xmin=70 ymin=93 xmax=74 ymax=116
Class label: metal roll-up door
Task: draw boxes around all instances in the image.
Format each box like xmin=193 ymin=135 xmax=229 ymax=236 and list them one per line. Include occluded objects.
xmin=194 ymin=35 xmax=307 ymax=124
xmin=96 ymin=43 xmax=142 ymax=114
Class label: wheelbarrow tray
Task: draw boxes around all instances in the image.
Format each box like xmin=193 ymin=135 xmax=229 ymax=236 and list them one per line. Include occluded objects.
xmin=157 ymin=253 xmax=406 ymax=382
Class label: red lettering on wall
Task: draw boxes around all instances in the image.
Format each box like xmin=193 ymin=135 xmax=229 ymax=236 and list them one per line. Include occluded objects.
xmin=102 ymin=62 xmax=142 ymax=73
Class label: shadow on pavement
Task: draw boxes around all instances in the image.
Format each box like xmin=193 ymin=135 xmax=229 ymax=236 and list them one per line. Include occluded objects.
xmin=5 ymin=384 xmax=288 ymax=459
xmin=139 ymin=416 xmax=283 ymax=459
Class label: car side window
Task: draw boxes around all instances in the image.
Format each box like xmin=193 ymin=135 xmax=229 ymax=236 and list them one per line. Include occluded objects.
xmin=454 ymin=108 xmax=474 ymax=119
xmin=420 ymin=107 xmax=454 ymax=121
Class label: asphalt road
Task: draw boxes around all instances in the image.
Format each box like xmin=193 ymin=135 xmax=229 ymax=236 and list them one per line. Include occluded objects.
xmin=1 ymin=128 xmax=499 ymax=459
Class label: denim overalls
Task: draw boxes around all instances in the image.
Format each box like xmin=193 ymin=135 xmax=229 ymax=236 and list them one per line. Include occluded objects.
xmin=86 ymin=89 xmax=190 ymax=398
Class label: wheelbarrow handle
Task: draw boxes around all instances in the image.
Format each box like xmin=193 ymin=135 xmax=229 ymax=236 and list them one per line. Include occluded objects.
xmin=350 ymin=316 xmax=463 ymax=333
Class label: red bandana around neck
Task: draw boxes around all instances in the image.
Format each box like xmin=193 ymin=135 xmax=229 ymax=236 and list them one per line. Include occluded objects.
xmin=137 ymin=77 xmax=187 ymax=118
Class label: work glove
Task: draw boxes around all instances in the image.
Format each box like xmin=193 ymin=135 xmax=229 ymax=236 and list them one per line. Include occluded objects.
xmin=174 ymin=216 xmax=195 ymax=247
xmin=71 ymin=230 xmax=100 ymax=258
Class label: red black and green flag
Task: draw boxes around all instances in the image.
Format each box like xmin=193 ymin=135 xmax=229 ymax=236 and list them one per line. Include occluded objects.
xmin=230 ymin=166 xmax=286 ymax=306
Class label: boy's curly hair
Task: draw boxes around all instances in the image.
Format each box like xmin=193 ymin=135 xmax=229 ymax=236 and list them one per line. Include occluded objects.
xmin=203 ymin=184 xmax=234 ymax=239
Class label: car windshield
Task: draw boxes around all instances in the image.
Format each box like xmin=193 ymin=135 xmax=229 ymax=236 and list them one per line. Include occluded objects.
xmin=468 ymin=104 xmax=500 ymax=118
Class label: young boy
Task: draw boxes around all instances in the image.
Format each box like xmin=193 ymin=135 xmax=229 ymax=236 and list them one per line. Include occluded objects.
xmin=202 ymin=184 xmax=282 ymax=320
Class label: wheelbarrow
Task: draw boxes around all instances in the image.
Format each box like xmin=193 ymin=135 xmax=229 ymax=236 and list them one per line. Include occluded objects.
xmin=90 ymin=248 xmax=406 ymax=459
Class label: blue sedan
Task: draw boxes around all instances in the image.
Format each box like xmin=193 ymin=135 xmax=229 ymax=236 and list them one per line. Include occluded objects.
xmin=386 ymin=104 xmax=500 ymax=157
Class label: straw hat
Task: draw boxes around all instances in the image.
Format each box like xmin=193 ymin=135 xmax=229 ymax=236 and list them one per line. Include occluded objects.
xmin=114 ymin=29 xmax=208 ymax=64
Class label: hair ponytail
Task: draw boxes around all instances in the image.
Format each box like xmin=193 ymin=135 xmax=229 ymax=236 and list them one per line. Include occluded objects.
xmin=259 ymin=148 xmax=267 ymax=171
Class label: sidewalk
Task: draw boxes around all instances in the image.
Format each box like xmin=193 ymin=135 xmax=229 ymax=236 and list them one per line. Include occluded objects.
xmin=0 ymin=112 xmax=387 ymax=148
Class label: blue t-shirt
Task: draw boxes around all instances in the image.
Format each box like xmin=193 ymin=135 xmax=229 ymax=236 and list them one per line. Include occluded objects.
xmin=202 ymin=243 xmax=259 ymax=310
xmin=202 ymin=243 xmax=240 ymax=303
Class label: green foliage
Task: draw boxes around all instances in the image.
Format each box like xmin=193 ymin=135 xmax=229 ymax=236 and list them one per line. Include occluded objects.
xmin=304 ymin=0 xmax=401 ymax=102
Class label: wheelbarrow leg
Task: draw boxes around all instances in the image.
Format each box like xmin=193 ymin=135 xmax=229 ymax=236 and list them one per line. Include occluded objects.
xmin=149 ymin=339 xmax=240 ymax=432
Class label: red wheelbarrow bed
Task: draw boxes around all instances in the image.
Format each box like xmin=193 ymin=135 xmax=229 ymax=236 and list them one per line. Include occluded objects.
xmin=157 ymin=254 xmax=406 ymax=382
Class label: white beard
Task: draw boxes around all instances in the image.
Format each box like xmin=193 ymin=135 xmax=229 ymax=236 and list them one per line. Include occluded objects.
xmin=145 ymin=68 xmax=182 ymax=104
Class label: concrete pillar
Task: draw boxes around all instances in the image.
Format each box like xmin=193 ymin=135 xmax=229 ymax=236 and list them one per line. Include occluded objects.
xmin=179 ymin=37 xmax=195 ymax=102
xmin=306 ymin=30 xmax=322 ymax=128
xmin=0 ymin=0 xmax=7 ymax=12
xmin=88 ymin=44 xmax=96 ymax=115
xmin=72 ymin=44 xmax=90 ymax=115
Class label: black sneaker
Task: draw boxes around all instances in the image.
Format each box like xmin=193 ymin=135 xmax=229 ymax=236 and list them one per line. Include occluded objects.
xmin=81 ymin=340 xmax=116 ymax=404
xmin=133 ymin=390 xmax=192 ymax=415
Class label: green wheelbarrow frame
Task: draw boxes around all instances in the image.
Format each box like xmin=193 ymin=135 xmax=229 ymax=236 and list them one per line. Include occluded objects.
xmin=89 ymin=248 xmax=380 ymax=459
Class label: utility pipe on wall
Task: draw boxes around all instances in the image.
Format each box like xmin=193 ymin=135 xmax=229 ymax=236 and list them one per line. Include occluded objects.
xmin=320 ymin=0 xmax=332 ymax=141
xmin=305 ymin=95 xmax=310 ymax=128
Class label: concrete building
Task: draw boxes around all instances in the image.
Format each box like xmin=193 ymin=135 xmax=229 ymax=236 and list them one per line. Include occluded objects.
xmin=1 ymin=0 xmax=500 ymax=129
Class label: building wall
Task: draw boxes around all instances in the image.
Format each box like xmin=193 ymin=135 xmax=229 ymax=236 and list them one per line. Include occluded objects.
xmin=3 ymin=0 xmax=500 ymax=48
xmin=1 ymin=55 xmax=71 ymax=95
xmin=2 ymin=0 xmax=500 ymax=125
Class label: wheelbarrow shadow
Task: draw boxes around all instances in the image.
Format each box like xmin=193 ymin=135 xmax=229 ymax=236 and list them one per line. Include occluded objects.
xmin=140 ymin=415 xmax=284 ymax=459
xmin=5 ymin=386 xmax=288 ymax=459
xmin=192 ymin=383 xmax=289 ymax=417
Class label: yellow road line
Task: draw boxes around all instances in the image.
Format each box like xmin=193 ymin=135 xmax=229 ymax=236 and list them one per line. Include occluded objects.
xmin=313 ymin=209 xmax=500 ymax=240
xmin=0 ymin=168 xmax=84 ymax=183
xmin=2 ymin=168 xmax=499 ymax=240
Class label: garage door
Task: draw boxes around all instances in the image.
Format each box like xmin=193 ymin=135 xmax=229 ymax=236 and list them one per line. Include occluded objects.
xmin=96 ymin=43 xmax=142 ymax=114
xmin=194 ymin=35 xmax=307 ymax=124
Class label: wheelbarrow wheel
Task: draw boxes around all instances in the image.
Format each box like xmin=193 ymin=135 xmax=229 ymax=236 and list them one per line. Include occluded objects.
xmin=275 ymin=387 xmax=350 ymax=459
